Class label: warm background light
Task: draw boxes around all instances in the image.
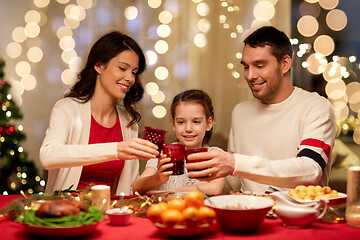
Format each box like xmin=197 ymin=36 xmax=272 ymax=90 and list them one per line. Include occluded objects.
xmin=326 ymin=9 xmax=347 ymax=31
xmin=297 ymin=15 xmax=318 ymax=37
xmin=313 ymin=35 xmax=335 ymax=56
xmin=318 ymin=0 xmax=338 ymax=10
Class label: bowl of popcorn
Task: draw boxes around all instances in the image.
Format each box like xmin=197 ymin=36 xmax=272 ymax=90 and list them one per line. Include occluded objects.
xmin=288 ymin=185 xmax=347 ymax=206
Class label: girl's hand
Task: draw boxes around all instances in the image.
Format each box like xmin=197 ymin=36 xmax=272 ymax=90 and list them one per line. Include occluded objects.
xmin=117 ymin=138 xmax=159 ymax=160
xmin=157 ymin=155 xmax=173 ymax=184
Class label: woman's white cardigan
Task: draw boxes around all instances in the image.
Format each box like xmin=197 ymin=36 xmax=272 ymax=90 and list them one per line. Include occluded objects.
xmin=40 ymin=98 xmax=139 ymax=195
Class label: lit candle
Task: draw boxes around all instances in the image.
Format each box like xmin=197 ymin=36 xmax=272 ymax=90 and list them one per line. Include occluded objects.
xmin=91 ymin=185 xmax=110 ymax=211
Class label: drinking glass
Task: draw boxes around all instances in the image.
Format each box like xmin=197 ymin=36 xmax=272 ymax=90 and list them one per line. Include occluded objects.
xmin=346 ymin=166 xmax=360 ymax=228
xmin=162 ymin=144 xmax=185 ymax=175
xmin=142 ymin=126 xmax=167 ymax=155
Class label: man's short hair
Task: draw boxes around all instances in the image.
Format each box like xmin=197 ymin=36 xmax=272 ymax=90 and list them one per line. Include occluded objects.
xmin=244 ymin=26 xmax=293 ymax=62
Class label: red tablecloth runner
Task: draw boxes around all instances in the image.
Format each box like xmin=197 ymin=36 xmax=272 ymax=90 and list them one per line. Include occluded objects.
xmin=1 ymin=195 xmax=359 ymax=240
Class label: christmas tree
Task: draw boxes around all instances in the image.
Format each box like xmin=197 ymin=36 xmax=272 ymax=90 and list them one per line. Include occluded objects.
xmin=0 ymin=56 xmax=43 ymax=194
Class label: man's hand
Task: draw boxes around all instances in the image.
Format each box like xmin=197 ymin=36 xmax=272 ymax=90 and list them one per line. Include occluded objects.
xmin=186 ymin=151 xmax=235 ymax=181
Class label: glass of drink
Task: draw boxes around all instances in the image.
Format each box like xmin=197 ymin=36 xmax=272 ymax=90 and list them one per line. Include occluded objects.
xmin=162 ymin=144 xmax=185 ymax=175
xmin=142 ymin=126 xmax=167 ymax=154
xmin=346 ymin=166 xmax=360 ymax=228
xmin=185 ymin=148 xmax=209 ymax=176
xmin=185 ymin=148 xmax=208 ymax=168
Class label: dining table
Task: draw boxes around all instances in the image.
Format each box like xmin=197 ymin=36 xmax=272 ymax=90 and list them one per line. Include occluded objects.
xmin=0 ymin=194 xmax=359 ymax=240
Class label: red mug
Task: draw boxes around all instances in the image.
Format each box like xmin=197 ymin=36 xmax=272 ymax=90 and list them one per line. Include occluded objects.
xmin=162 ymin=144 xmax=185 ymax=175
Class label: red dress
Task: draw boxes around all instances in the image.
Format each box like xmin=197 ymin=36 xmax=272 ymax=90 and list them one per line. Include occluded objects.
xmin=77 ymin=113 xmax=125 ymax=192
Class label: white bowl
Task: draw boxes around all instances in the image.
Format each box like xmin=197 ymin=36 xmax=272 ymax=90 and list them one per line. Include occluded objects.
xmin=106 ymin=208 xmax=133 ymax=226
xmin=205 ymin=195 xmax=274 ymax=233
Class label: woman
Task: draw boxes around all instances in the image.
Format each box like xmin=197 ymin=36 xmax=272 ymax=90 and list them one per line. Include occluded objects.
xmin=40 ymin=31 xmax=158 ymax=195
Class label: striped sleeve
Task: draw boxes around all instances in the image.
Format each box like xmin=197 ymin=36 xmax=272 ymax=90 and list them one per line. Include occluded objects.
xmin=297 ymin=138 xmax=331 ymax=172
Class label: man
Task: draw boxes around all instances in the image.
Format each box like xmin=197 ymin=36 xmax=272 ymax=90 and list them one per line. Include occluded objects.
xmin=186 ymin=26 xmax=336 ymax=192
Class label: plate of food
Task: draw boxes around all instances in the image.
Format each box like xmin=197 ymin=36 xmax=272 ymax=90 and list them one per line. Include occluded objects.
xmin=17 ymin=199 xmax=103 ymax=237
xmin=287 ymin=185 xmax=347 ymax=206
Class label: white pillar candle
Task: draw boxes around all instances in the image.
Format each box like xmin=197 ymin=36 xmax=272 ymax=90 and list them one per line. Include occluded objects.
xmin=91 ymin=185 xmax=110 ymax=211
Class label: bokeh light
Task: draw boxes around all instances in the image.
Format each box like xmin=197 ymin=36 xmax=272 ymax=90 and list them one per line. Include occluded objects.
xmin=154 ymin=66 xmax=169 ymax=80
xmin=21 ymin=74 xmax=37 ymax=90
xmin=196 ymin=2 xmax=210 ymax=16
xmin=158 ymin=11 xmax=173 ymax=24
xmin=157 ymin=24 xmax=171 ymax=38
xmin=323 ymin=61 xmax=342 ymax=81
xmin=326 ymin=9 xmax=347 ymax=31
xmin=124 ymin=6 xmax=138 ymax=20
xmin=59 ymin=36 xmax=76 ymax=50
xmin=151 ymin=91 xmax=166 ymax=104
xmin=34 ymin=0 xmax=50 ymax=8
xmin=297 ymin=15 xmax=318 ymax=37
xmin=145 ymin=50 xmax=158 ymax=66
xmin=12 ymin=27 xmax=27 ymax=43
xmin=6 ymin=42 xmax=22 ymax=58
xmin=198 ymin=19 xmax=211 ymax=33
xmin=325 ymin=78 xmax=346 ymax=100
xmin=306 ymin=53 xmax=327 ymax=74
xmin=15 ymin=61 xmax=31 ymax=77
xmin=253 ymin=1 xmax=275 ymax=20
xmin=148 ymin=0 xmax=162 ymax=9
xmin=61 ymin=69 xmax=77 ymax=85
xmin=61 ymin=49 xmax=77 ymax=64
xmin=77 ymin=0 xmax=93 ymax=9
xmin=313 ymin=35 xmax=335 ymax=56
xmin=318 ymin=0 xmax=338 ymax=10
xmin=25 ymin=10 xmax=41 ymax=24
xmin=194 ymin=33 xmax=207 ymax=48
xmin=145 ymin=82 xmax=159 ymax=95
xmin=27 ymin=47 xmax=43 ymax=63
xmin=154 ymin=40 xmax=169 ymax=54
xmin=152 ymin=105 xmax=167 ymax=118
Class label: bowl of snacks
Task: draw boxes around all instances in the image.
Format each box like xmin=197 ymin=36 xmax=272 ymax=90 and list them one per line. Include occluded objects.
xmin=205 ymin=195 xmax=274 ymax=233
xmin=288 ymin=185 xmax=347 ymax=206
xmin=147 ymin=191 xmax=216 ymax=237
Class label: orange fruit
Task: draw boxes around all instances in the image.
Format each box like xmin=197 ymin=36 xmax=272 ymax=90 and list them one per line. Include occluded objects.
xmin=167 ymin=198 xmax=186 ymax=212
xmin=198 ymin=206 xmax=216 ymax=224
xmin=182 ymin=206 xmax=199 ymax=227
xmin=147 ymin=202 xmax=169 ymax=223
xmin=184 ymin=191 xmax=204 ymax=208
xmin=161 ymin=209 xmax=184 ymax=227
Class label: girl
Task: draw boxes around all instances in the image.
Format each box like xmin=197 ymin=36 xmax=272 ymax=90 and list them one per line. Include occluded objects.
xmin=40 ymin=32 xmax=159 ymax=195
xmin=132 ymin=89 xmax=224 ymax=195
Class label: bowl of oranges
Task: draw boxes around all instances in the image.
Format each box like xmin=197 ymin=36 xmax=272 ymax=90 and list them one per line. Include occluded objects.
xmin=147 ymin=191 xmax=216 ymax=237
xmin=205 ymin=195 xmax=275 ymax=233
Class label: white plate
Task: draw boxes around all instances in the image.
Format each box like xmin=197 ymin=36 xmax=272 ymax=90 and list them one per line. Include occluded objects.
xmin=21 ymin=222 xmax=100 ymax=237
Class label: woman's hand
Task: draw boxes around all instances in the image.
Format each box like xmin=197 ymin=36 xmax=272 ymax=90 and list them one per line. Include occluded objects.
xmin=117 ymin=138 xmax=159 ymax=160
xmin=156 ymin=155 xmax=173 ymax=184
